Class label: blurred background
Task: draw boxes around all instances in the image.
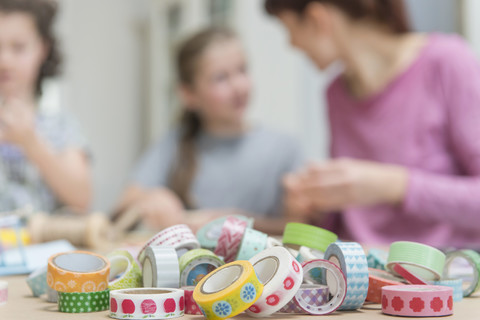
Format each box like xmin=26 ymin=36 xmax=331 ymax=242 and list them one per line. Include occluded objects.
xmin=50 ymin=0 xmax=480 ymax=212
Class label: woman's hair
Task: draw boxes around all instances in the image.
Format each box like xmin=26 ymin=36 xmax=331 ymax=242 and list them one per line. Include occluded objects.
xmin=0 ymin=0 xmax=62 ymax=95
xmin=169 ymin=27 xmax=237 ymax=208
xmin=265 ymin=0 xmax=410 ymax=34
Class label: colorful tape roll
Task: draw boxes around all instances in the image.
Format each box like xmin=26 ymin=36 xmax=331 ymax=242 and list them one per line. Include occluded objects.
xmin=246 ymin=247 xmax=303 ymax=317
xmin=367 ymin=248 xmax=388 ymax=270
xmin=387 ymin=241 xmax=445 ymax=281
xmin=298 ymin=259 xmax=347 ymax=315
xmin=430 ymin=279 xmax=463 ymax=302
xmin=393 ymin=263 xmax=428 ymax=285
xmin=137 ymin=225 xmax=200 ymax=263
xmin=214 ymin=216 xmax=248 ymax=263
xmin=196 ymin=215 xmax=254 ymax=250
xmin=193 ymin=260 xmax=263 ymax=320
xmin=26 ymin=266 xmax=48 ymax=297
xmin=324 ymin=242 xmax=369 ymax=310
xmin=0 ymin=281 xmax=7 ymax=306
xmin=107 ymin=250 xmax=142 ymax=290
xmin=443 ymin=250 xmax=480 ymax=297
xmin=183 ymin=286 xmax=203 ymax=315
xmin=179 ymin=249 xmax=224 ymax=287
xmin=278 ymin=299 xmax=307 ymax=314
xmin=142 ymin=246 xmax=180 ymax=289
xmin=381 ymin=285 xmax=453 ymax=317
xmin=366 ymin=268 xmax=404 ymax=304
xmin=282 ymin=223 xmax=338 ymax=253
xmin=47 ymin=251 xmax=110 ymax=293
xmin=235 ymin=228 xmax=268 ymax=261
xmin=110 ymin=288 xmax=185 ymax=319
xmin=58 ymin=289 xmax=110 ymax=313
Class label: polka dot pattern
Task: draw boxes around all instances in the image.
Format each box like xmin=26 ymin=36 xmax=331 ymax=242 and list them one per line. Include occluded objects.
xmin=58 ymin=289 xmax=110 ymax=313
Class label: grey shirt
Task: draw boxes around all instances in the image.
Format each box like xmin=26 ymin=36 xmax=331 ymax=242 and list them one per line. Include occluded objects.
xmin=133 ymin=127 xmax=303 ymax=217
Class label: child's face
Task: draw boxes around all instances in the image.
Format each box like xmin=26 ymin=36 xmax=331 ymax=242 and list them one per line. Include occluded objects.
xmin=185 ymin=39 xmax=251 ymax=127
xmin=0 ymin=12 xmax=47 ymax=99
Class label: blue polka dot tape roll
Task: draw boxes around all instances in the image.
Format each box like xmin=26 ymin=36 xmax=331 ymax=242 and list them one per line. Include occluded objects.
xmin=26 ymin=266 xmax=48 ymax=297
xmin=324 ymin=242 xmax=369 ymax=310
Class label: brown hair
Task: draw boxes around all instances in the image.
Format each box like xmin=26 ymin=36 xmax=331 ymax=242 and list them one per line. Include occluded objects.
xmin=0 ymin=0 xmax=62 ymax=95
xmin=169 ymin=27 xmax=237 ymax=208
xmin=265 ymin=0 xmax=410 ymax=34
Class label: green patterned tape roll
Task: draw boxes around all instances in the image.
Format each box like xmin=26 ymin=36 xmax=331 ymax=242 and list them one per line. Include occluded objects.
xmin=58 ymin=289 xmax=110 ymax=313
xmin=107 ymin=250 xmax=142 ymax=290
xmin=444 ymin=249 xmax=480 ymax=297
xmin=179 ymin=249 xmax=224 ymax=287
xmin=387 ymin=241 xmax=445 ymax=281
xmin=283 ymin=223 xmax=337 ymax=252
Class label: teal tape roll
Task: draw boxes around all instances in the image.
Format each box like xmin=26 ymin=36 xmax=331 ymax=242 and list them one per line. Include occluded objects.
xmin=26 ymin=266 xmax=48 ymax=297
xmin=236 ymin=228 xmax=268 ymax=261
xmin=430 ymin=279 xmax=463 ymax=302
xmin=367 ymin=249 xmax=388 ymax=271
xmin=196 ymin=216 xmax=254 ymax=249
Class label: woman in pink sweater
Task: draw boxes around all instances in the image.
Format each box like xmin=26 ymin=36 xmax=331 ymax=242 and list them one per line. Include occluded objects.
xmin=266 ymin=0 xmax=480 ymax=247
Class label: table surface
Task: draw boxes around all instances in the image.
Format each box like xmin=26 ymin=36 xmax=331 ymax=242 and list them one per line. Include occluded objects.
xmin=1 ymin=275 xmax=480 ymax=320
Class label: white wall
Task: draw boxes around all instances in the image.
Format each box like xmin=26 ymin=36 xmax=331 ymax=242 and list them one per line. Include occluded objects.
xmin=57 ymin=0 xmax=149 ymax=211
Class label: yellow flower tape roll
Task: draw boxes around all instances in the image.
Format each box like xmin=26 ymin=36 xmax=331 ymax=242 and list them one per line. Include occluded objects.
xmin=193 ymin=260 xmax=263 ymax=320
xmin=47 ymin=251 xmax=110 ymax=293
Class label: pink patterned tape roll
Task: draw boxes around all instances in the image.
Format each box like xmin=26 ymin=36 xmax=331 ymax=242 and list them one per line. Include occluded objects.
xmin=278 ymin=285 xmax=329 ymax=314
xmin=382 ymin=285 xmax=453 ymax=317
xmin=0 ymin=281 xmax=7 ymax=306
xmin=182 ymin=286 xmax=203 ymax=315
xmin=214 ymin=217 xmax=248 ymax=263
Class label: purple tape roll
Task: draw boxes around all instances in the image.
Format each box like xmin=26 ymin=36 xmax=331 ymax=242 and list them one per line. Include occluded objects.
xmin=278 ymin=284 xmax=329 ymax=314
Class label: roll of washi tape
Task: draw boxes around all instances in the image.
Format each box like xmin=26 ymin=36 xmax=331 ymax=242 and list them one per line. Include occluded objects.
xmin=46 ymin=287 xmax=58 ymax=303
xmin=387 ymin=241 xmax=445 ymax=281
xmin=214 ymin=217 xmax=248 ymax=263
xmin=196 ymin=215 xmax=254 ymax=250
xmin=138 ymin=225 xmax=199 ymax=263
xmin=430 ymin=279 xmax=463 ymax=302
xmin=26 ymin=266 xmax=48 ymax=297
xmin=278 ymin=284 xmax=329 ymax=314
xmin=179 ymin=249 xmax=224 ymax=287
xmin=367 ymin=248 xmax=388 ymax=270
xmin=0 ymin=281 xmax=7 ymax=306
xmin=110 ymin=288 xmax=185 ymax=320
xmin=381 ymin=285 xmax=453 ymax=317
xmin=47 ymin=251 xmax=110 ymax=293
xmin=235 ymin=228 xmax=268 ymax=261
xmin=107 ymin=250 xmax=142 ymax=290
xmin=366 ymin=268 xmax=405 ymax=304
xmin=297 ymin=259 xmax=347 ymax=315
xmin=142 ymin=246 xmax=180 ymax=289
xmin=193 ymin=260 xmax=263 ymax=320
xmin=298 ymin=246 xmax=324 ymax=262
xmin=324 ymin=242 xmax=369 ymax=310
xmin=393 ymin=263 xmax=428 ymax=285
xmin=282 ymin=223 xmax=338 ymax=253
xmin=443 ymin=250 xmax=480 ymax=297
xmin=58 ymin=289 xmax=110 ymax=313
xmin=246 ymin=247 xmax=303 ymax=317
xmin=183 ymin=286 xmax=203 ymax=315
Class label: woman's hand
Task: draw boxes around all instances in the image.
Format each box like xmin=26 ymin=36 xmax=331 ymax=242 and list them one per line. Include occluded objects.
xmin=288 ymin=158 xmax=408 ymax=213
xmin=0 ymin=98 xmax=37 ymax=148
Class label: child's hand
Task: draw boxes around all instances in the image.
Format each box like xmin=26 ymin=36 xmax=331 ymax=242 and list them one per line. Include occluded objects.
xmin=0 ymin=98 xmax=36 ymax=148
xmin=283 ymin=172 xmax=315 ymax=221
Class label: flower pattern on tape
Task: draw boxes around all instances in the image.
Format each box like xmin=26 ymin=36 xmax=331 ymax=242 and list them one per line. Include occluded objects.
xmin=284 ymin=277 xmax=294 ymax=290
xmin=392 ymin=296 xmax=404 ymax=312
xmin=292 ymin=261 xmax=300 ymax=273
xmin=241 ymin=283 xmax=257 ymax=303
xmin=213 ymin=301 xmax=232 ymax=317
xmin=382 ymin=295 xmax=388 ymax=309
xmin=266 ymin=294 xmax=280 ymax=306
xmin=447 ymin=296 xmax=453 ymax=310
xmin=248 ymin=305 xmax=261 ymax=314
xmin=430 ymin=297 xmax=443 ymax=312
xmin=410 ymin=297 xmax=425 ymax=313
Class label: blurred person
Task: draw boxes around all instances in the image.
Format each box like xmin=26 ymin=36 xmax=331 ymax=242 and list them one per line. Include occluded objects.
xmin=266 ymin=0 xmax=480 ymax=247
xmin=114 ymin=27 xmax=302 ymax=234
xmin=0 ymin=0 xmax=91 ymax=213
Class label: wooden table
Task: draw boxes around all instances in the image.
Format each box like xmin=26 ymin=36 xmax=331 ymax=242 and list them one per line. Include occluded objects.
xmin=1 ymin=275 xmax=479 ymax=320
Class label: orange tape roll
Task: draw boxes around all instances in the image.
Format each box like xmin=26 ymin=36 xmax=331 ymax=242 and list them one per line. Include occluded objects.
xmin=367 ymin=268 xmax=405 ymax=304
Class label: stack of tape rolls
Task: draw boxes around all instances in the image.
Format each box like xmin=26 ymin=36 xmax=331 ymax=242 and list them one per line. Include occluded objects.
xmin=324 ymin=242 xmax=369 ymax=310
xmin=387 ymin=241 xmax=445 ymax=281
xmin=179 ymin=249 xmax=224 ymax=287
xmin=214 ymin=216 xmax=249 ymax=263
xmin=183 ymin=286 xmax=203 ymax=315
xmin=282 ymin=223 xmax=337 ymax=259
xmin=236 ymin=228 xmax=268 ymax=261
xmin=193 ymin=260 xmax=263 ymax=320
xmin=367 ymin=248 xmax=388 ymax=270
xmin=278 ymin=284 xmax=329 ymax=314
xmin=299 ymin=259 xmax=347 ymax=315
xmin=443 ymin=249 xmax=480 ymax=297
xmin=138 ymin=224 xmax=200 ymax=263
xmin=110 ymin=288 xmax=184 ymax=319
xmin=142 ymin=246 xmax=180 ymax=288
xmin=430 ymin=279 xmax=463 ymax=302
xmin=26 ymin=266 xmax=48 ymax=297
xmin=246 ymin=246 xmax=303 ymax=317
xmin=381 ymin=285 xmax=453 ymax=317
xmin=196 ymin=215 xmax=254 ymax=250
xmin=0 ymin=281 xmax=7 ymax=306
xmin=107 ymin=250 xmax=142 ymax=290
xmin=47 ymin=251 xmax=110 ymax=313
xmin=366 ymin=268 xmax=404 ymax=304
